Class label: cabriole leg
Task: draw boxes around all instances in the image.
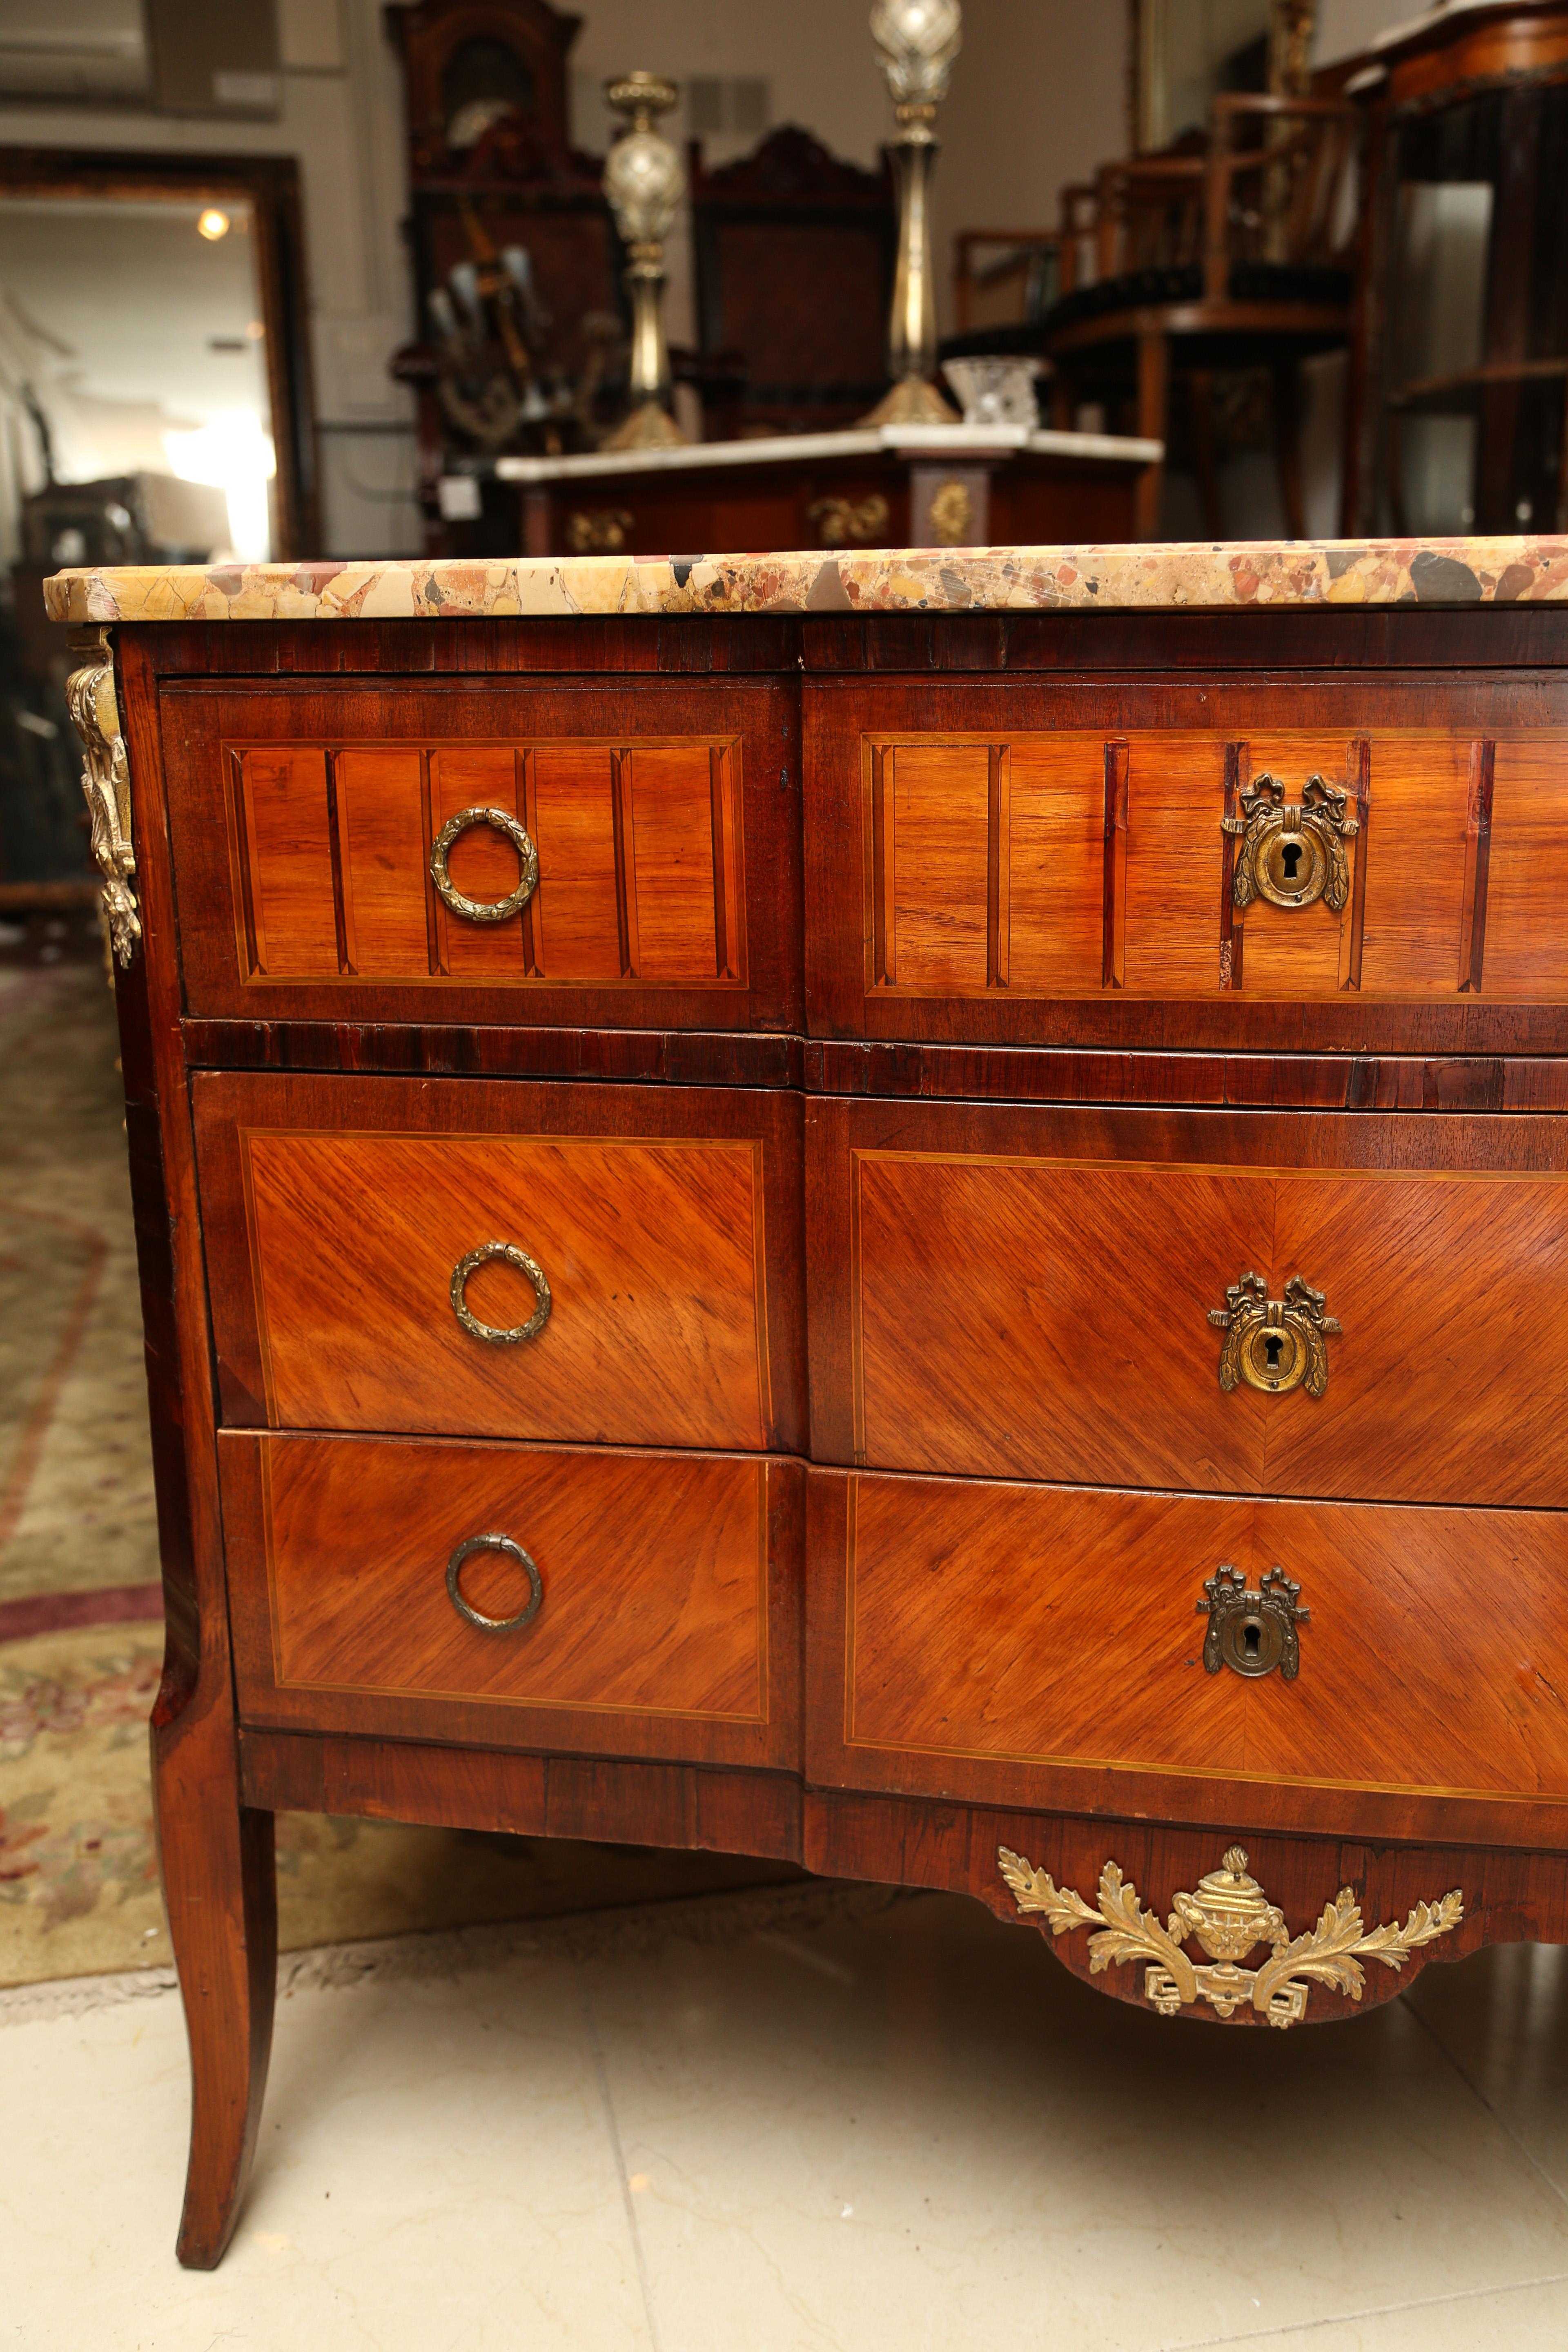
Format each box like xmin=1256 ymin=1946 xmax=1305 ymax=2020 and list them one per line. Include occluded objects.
xmin=152 ymin=1693 xmax=276 ymax=2270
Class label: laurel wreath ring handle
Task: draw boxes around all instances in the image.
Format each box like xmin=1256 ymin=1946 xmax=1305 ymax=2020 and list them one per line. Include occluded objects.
xmin=445 ymin=1533 xmax=543 ymax=1635
xmin=450 ymin=1240 xmax=552 ymax=1345
xmin=428 ymin=805 xmax=539 ymax=924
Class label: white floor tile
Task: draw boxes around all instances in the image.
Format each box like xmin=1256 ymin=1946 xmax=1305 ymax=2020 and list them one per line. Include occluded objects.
xmin=583 ymin=1894 xmax=1568 ymax=2352
xmin=4 ymin=1891 xmax=1568 ymax=2352
xmin=1406 ymin=1940 xmax=1568 ymax=2200
xmin=1207 ymin=2274 xmax=1568 ymax=2351
xmin=0 ymin=1950 xmax=651 ymax=2350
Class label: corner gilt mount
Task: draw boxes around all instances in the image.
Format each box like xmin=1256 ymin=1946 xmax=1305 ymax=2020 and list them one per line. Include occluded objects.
xmin=65 ymin=628 xmax=140 ymax=967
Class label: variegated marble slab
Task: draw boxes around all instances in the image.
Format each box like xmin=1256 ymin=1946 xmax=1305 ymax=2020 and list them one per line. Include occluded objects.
xmin=43 ymin=535 xmax=1568 ymax=623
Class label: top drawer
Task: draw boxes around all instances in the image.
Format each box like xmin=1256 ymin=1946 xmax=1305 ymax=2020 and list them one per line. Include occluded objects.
xmin=160 ymin=679 xmax=799 ymax=1031
xmin=804 ymin=672 xmax=1568 ymax=1052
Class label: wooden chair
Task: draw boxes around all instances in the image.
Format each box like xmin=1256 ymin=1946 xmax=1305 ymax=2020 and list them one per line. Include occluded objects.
xmin=688 ymin=126 xmax=895 ymax=436
xmin=1042 ymin=96 xmax=1360 ymax=537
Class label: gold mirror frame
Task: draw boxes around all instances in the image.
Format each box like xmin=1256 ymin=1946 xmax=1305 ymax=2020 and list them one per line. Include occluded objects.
xmin=1128 ymin=0 xmax=1318 ymax=152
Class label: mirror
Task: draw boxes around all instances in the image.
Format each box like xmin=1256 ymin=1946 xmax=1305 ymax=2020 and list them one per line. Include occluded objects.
xmin=0 ymin=151 xmax=315 ymax=900
xmin=1129 ymin=0 xmax=1318 ymax=151
xmin=0 ymin=192 xmax=275 ymax=568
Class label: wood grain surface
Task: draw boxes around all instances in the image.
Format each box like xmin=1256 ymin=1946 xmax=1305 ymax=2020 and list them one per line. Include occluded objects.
xmin=806 ymin=671 xmax=1568 ymax=1053
xmin=806 ymin=1465 xmax=1568 ymax=1841
xmin=232 ymin=735 xmax=746 ymax=990
xmin=118 ymin=601 xmax=1568 ymax=689
xmin=192 ymin=1070 xmax=806 ymax=1452
xmin=163 ymin=679 xmax=798 ymax=1034
xmin=805 ymin=1040 xmax=1568 ymax=1108
xmin=221 ymin=1433 xmax=801 ymax=1768
xmin=804 ymin=1792 xmax=1568 ymax=2023
xmin=808 ymin=1094 xmax=1568 ymax=1505
xmin=856 ymin=723 xmax=1561 ymax=1002
xmin=241 ymin=1726 xmax=805 ymax=1859
xmin=115 ymin=634 xmax=278 ymax=2268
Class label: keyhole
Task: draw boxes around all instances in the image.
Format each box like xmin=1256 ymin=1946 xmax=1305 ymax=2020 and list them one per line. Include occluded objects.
xmin=1243 ymin=1621 xmax=1261 ymax=1659
xmin=1264 ymin=1332 xmax=1283 ymax=1370
xmin=1281 ymin=841 xmax=1303 ymax=881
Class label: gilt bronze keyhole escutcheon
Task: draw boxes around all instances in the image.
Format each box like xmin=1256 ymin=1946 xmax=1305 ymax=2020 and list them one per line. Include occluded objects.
xmin=1198 ymin=1566 xmax=1310 ymax=1680
xmin=1223 ymin=773 xmax=1357 ymax=913
xmin=1209 ymin=1272 xmax=1340 ymax=1396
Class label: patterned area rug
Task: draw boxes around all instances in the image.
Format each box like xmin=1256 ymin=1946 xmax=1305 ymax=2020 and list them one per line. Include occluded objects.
xmin=0 ymin=926 xmax=799 ymax=1987
xmin=0 ymin=937 xmax=160 ymax=1606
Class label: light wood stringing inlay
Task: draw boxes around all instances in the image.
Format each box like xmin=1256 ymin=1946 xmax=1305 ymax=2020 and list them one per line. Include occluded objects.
xmin=243 ymin=1128 xmax=771 ymax=1449
xmin=230 ymin=735 xmax=745 ymax=988
xmin=861 ymin=728 xmax=1568 ymax=1001
xmin=842 ymin=1471 xmax=1568 ymax=1801
xmin=261 ymin=1437 xmax=769 ymax=1720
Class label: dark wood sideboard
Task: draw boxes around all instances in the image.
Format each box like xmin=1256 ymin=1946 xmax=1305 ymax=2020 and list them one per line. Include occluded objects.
xmin=488 ymin=423 xmax=1159 ymax=560
xmin=47 ymin=535 xmax=1568 ymax=2266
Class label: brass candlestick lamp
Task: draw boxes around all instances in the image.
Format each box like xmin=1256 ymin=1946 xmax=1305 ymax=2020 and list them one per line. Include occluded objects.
xmin=862 ymin=0 xmax=962 ymax=425
xmin=600 ymin=71 xmax=690 ymax=450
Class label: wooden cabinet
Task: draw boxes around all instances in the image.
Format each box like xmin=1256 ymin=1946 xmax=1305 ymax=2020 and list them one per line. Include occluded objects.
xmin=805 ymin=675 xmax=1568 ymax=1045
xmin=806 ymin=1096 xmax=1568 ymax=1505
xmin=193 ymin=1071 xmax=805 ymax=1452
xmin=162 ymin=679 xmax=800 ymax=1033
xmin=221 ymin=1434 xmax=799 ymax=1770
xmin=58 ymin=557 xmax=1568 ymax=2265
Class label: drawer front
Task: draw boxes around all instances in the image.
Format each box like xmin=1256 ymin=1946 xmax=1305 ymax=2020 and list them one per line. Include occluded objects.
xmin=194 ymin=1072 xmax=805 ymax=1452
xmin=804 ymin=674 xmax=1568 ymax=1050
xmin=806 ymin=1467 xmax=1568 ymax=1839
xmin=162 ymin=679 xmax=799 ymax=1031
xmin=222 ymin=1432 xmax=800 ymax=1768
xmin=808 ymin=1096 xmax=1568 ymax=1507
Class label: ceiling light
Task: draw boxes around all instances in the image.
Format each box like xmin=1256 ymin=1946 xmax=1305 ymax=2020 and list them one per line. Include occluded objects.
xmin=198 ymin=208 xmax=230 ymax=241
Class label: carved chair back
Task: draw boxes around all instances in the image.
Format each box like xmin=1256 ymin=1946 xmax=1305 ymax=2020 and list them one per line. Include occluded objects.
xmin=1072 ymin=96 xmax=1357 ymax=299
xmin=689 ymin=125 xmax=896 ymax=435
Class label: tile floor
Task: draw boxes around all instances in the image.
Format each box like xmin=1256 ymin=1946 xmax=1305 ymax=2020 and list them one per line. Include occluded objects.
xmin=5 ymin=1882 xmax=1568 ymax=2350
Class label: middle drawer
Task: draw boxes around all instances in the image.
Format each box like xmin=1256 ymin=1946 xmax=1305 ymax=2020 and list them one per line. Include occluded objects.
xmin=193 ymin=1072 xmax=805 ymax=1453
xmin=808 ymin=1095 xmax=1568 ymax=1508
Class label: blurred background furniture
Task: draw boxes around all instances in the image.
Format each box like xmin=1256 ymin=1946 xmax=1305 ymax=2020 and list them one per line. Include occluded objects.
xmin=1342 ymin=0 xmax=1568 ymax=535
xmin=492 ymin=417 xmax=1160 ymax=554
xmin=388 ymin=0 xmax=624 ymax=552
xmin=1040 ymin=92 xmax=1358 ymax=537
xmin=689 ymin=127 xmax=896 ymax=437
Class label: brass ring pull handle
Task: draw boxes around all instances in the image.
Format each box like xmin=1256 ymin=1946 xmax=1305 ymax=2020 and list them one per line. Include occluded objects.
xmin=1222 ymin=773 xmax=1358 ymax=913
xmin=450 ymin=1241 xmax=552 ymax=1345
xmin=446 ymin=1533 xmax=543 ymax=1635
xmin=428 ymin=805 xmax=539 ymax=924
xmin=1198 ymin=1566 xmax=1309 ymax=1681
xmin=1209 ymin=1272 xmax=1339 ymax=1397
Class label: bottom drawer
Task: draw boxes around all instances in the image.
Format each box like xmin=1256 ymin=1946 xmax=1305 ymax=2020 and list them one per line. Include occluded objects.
xmin=805 ymin=1469 xmax=1568 ymax=1846
xmin=221 ymin=1432 xmax=800 ymax=1769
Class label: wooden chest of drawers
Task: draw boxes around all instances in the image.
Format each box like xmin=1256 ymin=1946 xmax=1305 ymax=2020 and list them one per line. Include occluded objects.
xmin=47 ymin=536 xmax=1568 ymax=2262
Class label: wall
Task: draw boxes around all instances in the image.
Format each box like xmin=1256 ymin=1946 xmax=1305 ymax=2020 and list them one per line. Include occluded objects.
xmin=0 ymin=0 xmax=421 ymax=559
xmin=0 ymin=0 xmax=1462 ymax=557
xmin=938 ymin=0 xmax=1125 ymax=269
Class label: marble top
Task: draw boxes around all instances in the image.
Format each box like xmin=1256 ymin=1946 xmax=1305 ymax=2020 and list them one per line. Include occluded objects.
xmin=490 ymin=422 xmax=1163 ymax=483
xmin=42 ymin=535 xmax=1568 ymax=625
